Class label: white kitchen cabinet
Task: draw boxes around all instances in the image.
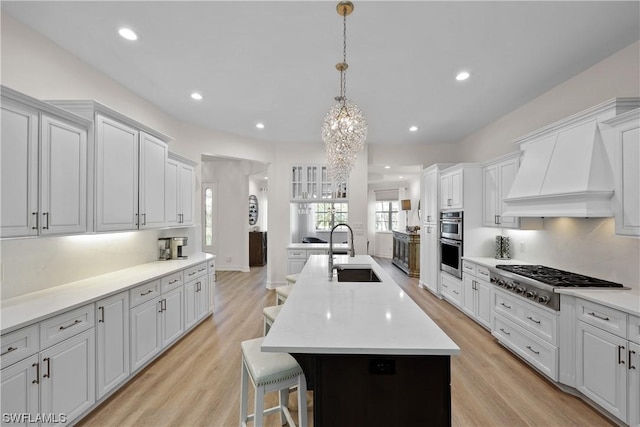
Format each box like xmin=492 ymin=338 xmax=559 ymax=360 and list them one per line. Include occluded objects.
xmin=483 ymin=154 xmax=520 ymax=228
xmin=166 ymin=153 xmax=196 ymax=227
xmin=129 ymin=297 xmax=162 ymax=372
xmin=628 ymin=341 xmax=640 ymax=427
xmin=1 ymin=354 xmax=39 ymax=426
xmin=208 ymin=257 xmax=217 ymax=312
xmin=423 ymin=166 xmax=439 ymax=223
xmin=290 ymin=164 xmax=346 ymax=201
xmin=420 ymin=224 xmax=439 ymax=295
xmin=184 ymin=275 xmax=209 ymax=330
xmin=461 ymin=261 xmax=492 ymax=329
xmin=96 ymin=292 xmax=129 ymax=399
xmin=440 ymin=273 xmax=462 ymax=307
xmin=440 ymin=168 xmax=462 ymax=209
xmin=40 ymin=329 xmax=95 ymax=426
xmin=139 ymin=132 xmax=167 ymax=229
xmin=161 ymin=287 xmax=184 ymax=347
xmin=603 ymin=109 xmax=640 ymax=236
xmin=1 ymin=88 xmax=90 ymax=238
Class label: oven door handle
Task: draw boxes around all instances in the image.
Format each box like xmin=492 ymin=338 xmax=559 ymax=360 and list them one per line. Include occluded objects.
xmin=439 ymin=238 xmax=462 ymax=247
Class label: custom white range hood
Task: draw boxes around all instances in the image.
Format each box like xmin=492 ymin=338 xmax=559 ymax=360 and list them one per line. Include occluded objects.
xmin=503 ymin=98 xmax=640 ymax=217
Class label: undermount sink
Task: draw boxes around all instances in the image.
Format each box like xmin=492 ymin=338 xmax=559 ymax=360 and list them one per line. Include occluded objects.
xmin=335 ymin=265 xmax=381 ymax=282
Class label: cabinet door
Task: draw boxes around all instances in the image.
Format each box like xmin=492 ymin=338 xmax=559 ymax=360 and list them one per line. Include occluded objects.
xmin=40 ymin=329 xmax=95 ymax=427
xmin=165 ymin=159 xmax=180 ymax=225
xmin=497 ymin=158 xmax=519 ymax=228
xmin=0 ymin=354 xmax=39 ymax=426
xmin=462 ymin=275 xmax=475 ymax=318
xmin=423 ymin=225 xmax=439 ymax=294
xmin=440 ymin=175 xmax=451 ymax=209
xmin=576 ymin=321 xmax=627 ymax=422
xmin=196 ymin=277 xmax=209 ymax=321
xmin=0 ymin=100 xmax=39 ymax=238
xmin=476 ymin=278 xmax=492 ymax=329
xmin=40 ymin=114 xmax=88 ymax=235
xmin=450 ymin=170 xmax=463 ymax=208
xmin=184 ymin=279 xmax=198 ymax=330
xmin=130 ymin=298 xmax=162 ymax=372
xmin=483 ymin=165 xmax=499 ymax=227
xmin=95 ymin=115 xmax=139 ymax=231
xmin=618 ymin=125 xmax=640 ymax=235
xmin=629 ymin=342 xmax=640 ymax=427
xmin=287 ymin=258 xmax=306 ymax=275
xmin=96 ymin=292 xmax=130 ymax=399
xmin=162 ymin=287 xmax=184 ymax=347
xmin=139 ymin=132 xmax=167 ymax=229
xmin=209 ymin=272 xmax=216 ymax=312
xmin=179 ymin=163 xmax=194 ymax=225
xmin=424 ymin=168 xmax=438 ymax=223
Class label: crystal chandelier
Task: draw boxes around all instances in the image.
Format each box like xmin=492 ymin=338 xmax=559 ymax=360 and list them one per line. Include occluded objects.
xmin=321 ymin=1 xmax=368 ymax=185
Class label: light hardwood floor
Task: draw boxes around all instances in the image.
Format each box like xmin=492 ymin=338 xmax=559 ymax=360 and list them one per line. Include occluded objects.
xmin=78 ymin=258 xmax=614 ymax=427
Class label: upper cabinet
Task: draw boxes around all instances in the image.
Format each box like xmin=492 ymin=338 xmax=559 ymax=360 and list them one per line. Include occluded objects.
xmin=49 ymin=99 xmax=174 ymax=232
xmin=440 ymin=168 xmax=463 ymax=210
xmin=483 ymin=152 xmax=520 ymax=228
xmin=1 ymin=87 xmax=90 ymax=238
xmin=602 ymin=109 xmax=640 ymax=236
xmin=422 ymin=165 xmax=441 ymax=224
xmin=291 ymin=164 xmax=346 ymax=201
xmin=166 ymin=153 xmax=196 ymax=227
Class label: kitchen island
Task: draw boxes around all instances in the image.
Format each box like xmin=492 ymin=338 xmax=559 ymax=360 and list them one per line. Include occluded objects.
xmin=262 ymin=254 xmax=460 ymax=426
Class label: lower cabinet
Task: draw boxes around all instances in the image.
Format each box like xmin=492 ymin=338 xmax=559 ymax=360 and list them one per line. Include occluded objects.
xmin=1 ymin=329 xmax=96 ymax=427
xmin=130 ymin=286 xmax=184 ymax=372
xmin=462 ymin=261 xmax=492 ymax=329
xmin=185 ymin=276 xmax=209 ymax=330
xmin=96 ymin=292 xmax=129 ymax=399
xmin=208 ymin=257 xmax=217 ymax=312
xmin=440 ymin=273 xmax=462 ymax=307
xmin=420 ymin=224 xmax=439 ymax=295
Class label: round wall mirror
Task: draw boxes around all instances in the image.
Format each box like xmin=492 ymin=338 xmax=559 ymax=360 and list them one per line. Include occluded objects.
xmin=249 ymin=195 xmax=258 ymax=225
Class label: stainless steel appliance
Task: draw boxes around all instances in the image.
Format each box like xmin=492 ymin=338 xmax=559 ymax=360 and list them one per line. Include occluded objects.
xmin=489 ymin=264 xmax=625 ymax=311
xmin=170 ymin=237 xmax=188 ymax=259
xmin=158 ymin=238 xmax=171 ymax=260
xmin=439 ymin=211 xmax=463 ymax=278
xmin=440 ymin=211 xmax=463 ymax=240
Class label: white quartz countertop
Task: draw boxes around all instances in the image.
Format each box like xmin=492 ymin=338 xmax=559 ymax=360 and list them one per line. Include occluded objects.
xmin=1 ymin=253 xmax=214 ymax=334
xmin=287 ymin=243 xmax=350 ymax=250
xmin=555 ymin=288 xmax=640 ymax=316
xmin=461 ymin=256 xmax=532 ymax=268
xmin=262 ymin=255 xmax=460 ymax=356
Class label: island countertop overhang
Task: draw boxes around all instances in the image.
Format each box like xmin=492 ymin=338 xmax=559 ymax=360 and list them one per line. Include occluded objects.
xmin=262 ymin=254 xmax=460 ymax=356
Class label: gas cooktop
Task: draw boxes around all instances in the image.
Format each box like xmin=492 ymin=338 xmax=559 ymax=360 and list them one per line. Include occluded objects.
xmin=496 ymin=265 xmax=624 ymax=288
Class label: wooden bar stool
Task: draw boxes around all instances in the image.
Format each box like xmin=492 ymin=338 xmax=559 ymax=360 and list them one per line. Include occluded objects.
xmin=263 ymin=305 xmax=283 ymax=335
xmin=239 ymin=337 xmax=308 ymax=427
xmin=275 ymin=285 xmax=294 ymax=305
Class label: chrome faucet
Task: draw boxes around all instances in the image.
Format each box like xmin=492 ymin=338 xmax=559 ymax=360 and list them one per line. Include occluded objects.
xmin=328 ymin=223 xmax=355 ymax=280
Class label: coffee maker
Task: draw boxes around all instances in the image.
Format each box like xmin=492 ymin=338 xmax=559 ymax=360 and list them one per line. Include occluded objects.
xmin=170 ymin=237 xmax=188 ymax=259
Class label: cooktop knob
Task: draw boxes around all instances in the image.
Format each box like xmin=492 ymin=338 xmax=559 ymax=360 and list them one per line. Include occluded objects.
xmin=498 ymin=279 xmax=507 ymax=287
xmin=506 ymin=282 xmax=516 ymax=290
xmin=526 ymin=290 xmax=538 ymax=299
xmin=490 ymin=277 xmax=497 ymax=283
xmin=516 ymin=286 xmax=525 ymax=295
xmin=538 ymin=295 xmax=550 ymax=305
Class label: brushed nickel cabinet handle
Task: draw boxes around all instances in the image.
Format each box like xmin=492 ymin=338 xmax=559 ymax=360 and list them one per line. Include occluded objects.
xmin=43 ymin=357 xmax=51 ymax=378
xmin=526 ymin=346 xmax=540 ymax=355
xmin=142 ymin=213 xmax=146 ymax=226
xmin=32 ymin=212 xmax=38 ymax=230
xmin=98 ymin=306 xmax=105 ymax=323
xmin=59 ymin=319 xmax=81 ymax=330
xmin=188 ymin=271 xmax=197 ymax=276
xmin=619 ymin=346 xmax=626 ymax=364
xmin=588 ymin=312 xmax=610 ymax=321
xmin=1 ymin=346 xmax=17 ymax=356
xmin=140 ymin=289 xmax=153 ymax=296
xmin=169 ymin=279 xmax=179 ymax=284
xmin=162 ymin=299 xmax=167 ymax=311
xmin=499 ymin=328 xmax=510 ymax=336
xmin=32 ymin=362 xmax=39 ymax=384
xmin=526 ymin=316 xmax=541 ymax=324
xmin=630 ymin=350 xmax=636 ymax=370
xmin=453 ymin=290 xmax=459 ymax=295
xmin=42 ymin=212 xmax=49 ymax=230
xmin=500 ymin=302 xmax=512 ymax=309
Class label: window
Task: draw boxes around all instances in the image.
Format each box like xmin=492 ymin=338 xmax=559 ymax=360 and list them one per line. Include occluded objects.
xmin=315 ymin=203 xmax=348 ymax=230
xmin=375 ymin=201 xmax=399 ymax=231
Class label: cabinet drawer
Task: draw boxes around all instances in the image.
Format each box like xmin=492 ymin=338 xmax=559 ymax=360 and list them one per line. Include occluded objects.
xmin=40 ymin=303 xmax=94 ymax=348
xmin=184 ymin=262 xmax=208 ymax=281
xmin=441 ymin=274 xmax=462 ymax=306
xmin=576 ymin=298 xmax=627 ymax=339
xmin=287 ymin=249 xmax=306 ymax=259
xmin=493 ymin=289 xmax=557 ymax=345
xmin=462 ymin=261 xmax=476 ymax=275
xmin=1 ymin=324 xmax=39 ymax=369
xmin=629 ymin=315 xmax=640 ymax=345
xmin=130 ymin=280 xmax=161 ymax=308
xmin=161 ymin=271 xmax=183 ymax=293
xmin=493 ymin=312 xmax=558 ymax=381
xmin=476 ymin=266 xmax=490 ymax=282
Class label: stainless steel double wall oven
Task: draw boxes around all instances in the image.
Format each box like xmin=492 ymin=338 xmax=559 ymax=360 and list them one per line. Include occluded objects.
xmin=440 ymin=211 xmax=463 ymax=278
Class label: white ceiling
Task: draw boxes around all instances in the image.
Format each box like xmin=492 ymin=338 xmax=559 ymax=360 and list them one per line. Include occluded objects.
xmin=2 ymin=1 xmax=639 ymax=148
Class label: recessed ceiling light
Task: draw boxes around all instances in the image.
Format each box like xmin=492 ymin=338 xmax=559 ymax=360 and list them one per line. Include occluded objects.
xmin=256 ymin=123 xmax=265 ymax=129
xmin=384 ymin=165 xmax=391 ymax=169
xmin=409 ymin=126 xmax=418 ymax=132
xmin=399 ymin=176 xmax=404 ymax=179
xmin=456 ymin=71 xmax=470 ymax=81
xmin=190 ymin=92 xmax=203 ymax=101
xmin=118 ymin=27 xmax=138 ymax=41
xmin=264 ymin=177 xmax=268 ymax=180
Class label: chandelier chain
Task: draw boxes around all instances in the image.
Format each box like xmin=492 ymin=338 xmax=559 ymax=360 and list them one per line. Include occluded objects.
xmin=341 ymin=10 xmax=347 ymax=102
